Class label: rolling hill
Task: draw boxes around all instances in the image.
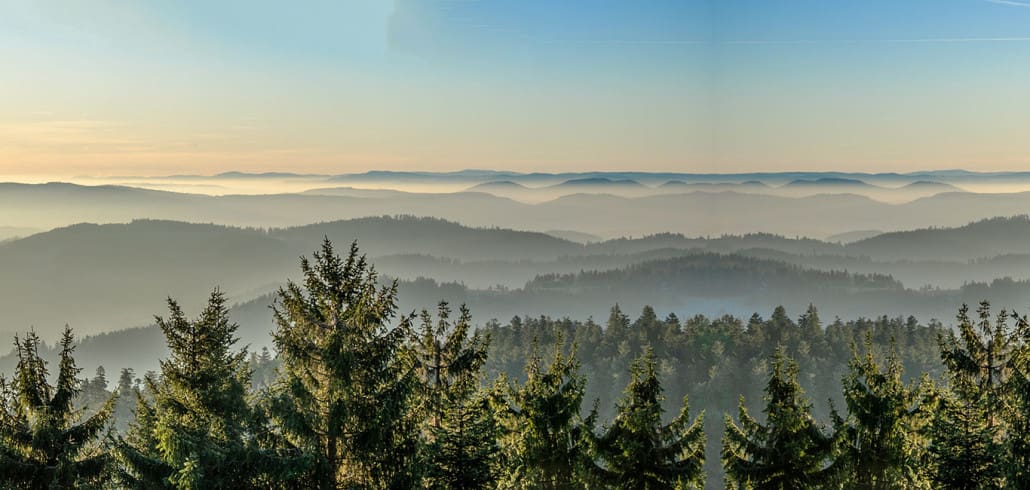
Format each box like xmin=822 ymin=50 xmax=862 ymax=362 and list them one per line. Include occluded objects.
xmin=846 ymin=215 xmax=1030 ymax=261
xmin=5 ymin=215 xmax=1030 ymax=344
xmin=4 ymin=181 xmax=1030 ymax=238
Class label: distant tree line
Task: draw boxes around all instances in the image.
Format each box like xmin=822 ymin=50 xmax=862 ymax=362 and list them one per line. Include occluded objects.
xmin=1 ymin=239 xmax=1028 ymax=488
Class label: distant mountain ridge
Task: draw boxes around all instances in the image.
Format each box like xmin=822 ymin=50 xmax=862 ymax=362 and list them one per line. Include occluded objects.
xmin=17 ymin=180 xmax=1030 ymax=239
xmin=5 ymin=214 xmax=1030 ymax=340
xmin=5 ymin=215 xmax=1030 ymax=377
xmin=552 ymin=177 xmax=644 ymax=187
xmin=89 ymin=168 xmax=1030 ymax=189
xmin=466 ymin=181 xmax=530 ymax=191
xmin=784 ymin=177 xmax=875 ymax=187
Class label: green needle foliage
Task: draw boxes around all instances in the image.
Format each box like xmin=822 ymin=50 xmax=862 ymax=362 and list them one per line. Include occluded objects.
xmin=494 ymin=335 xmax=594 ymax=489
xmin=0 ymin=327 xmax=113 ymax=489
xmin=1006 ymin=311 xmax=1030 ymax=487
xmin=925 ymin=387 xmax=999 ymax=490
xmin=76 ymin=366 xmax=112 ymax=421
xmin=831 ymin=337 xmax=930 ymax=489
xmin=592 ymin=348 xmax=706 ymax=489
xmin=413 ymin=302 xmax=498 ymax=489
xmin=9 ymin=239 xmax=1030 ymax=490
xmin=722 ymin=348 xmax=833 ymax=490
xmin=268 ymin=239 xmax=418 ymax=489
xmin=112 ymin=367 xmax=137 ymax=435
xmin=929 ymin=302 xmax=1011 ymax=489
xmin=118 ymin=290 xmax=284 ymax=489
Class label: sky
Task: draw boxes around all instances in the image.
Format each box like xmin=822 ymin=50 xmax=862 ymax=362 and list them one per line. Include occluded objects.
xmin=1 ymin=0 xmax=1030 ymax=177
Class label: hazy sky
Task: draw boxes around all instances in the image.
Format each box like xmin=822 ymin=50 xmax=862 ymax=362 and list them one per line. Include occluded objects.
xmin=2 ymin=0 xmax=1030 ymax=177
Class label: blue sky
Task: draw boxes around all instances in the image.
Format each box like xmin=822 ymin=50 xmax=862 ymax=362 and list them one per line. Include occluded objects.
xmin=1 ymin=0 xmax=1029 ymax=176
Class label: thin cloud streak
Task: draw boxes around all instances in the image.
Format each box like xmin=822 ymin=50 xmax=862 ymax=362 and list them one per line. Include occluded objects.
xmin=985 ymin=0 xmax=1030 ymax=7
xmin=531 ymin=37 xmax=1030 ymax=47
xmin=537 ymin=39 xmax=706 ymax=46
xmin=723 ymin=37 xmax=1030 ymax=45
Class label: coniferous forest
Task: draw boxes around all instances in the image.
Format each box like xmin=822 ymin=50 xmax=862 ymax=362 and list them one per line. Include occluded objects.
xmin=3 ymin=240 xmax=1030 ymax=489
xmin=10 ymin=0 xmax=1030 ymax=487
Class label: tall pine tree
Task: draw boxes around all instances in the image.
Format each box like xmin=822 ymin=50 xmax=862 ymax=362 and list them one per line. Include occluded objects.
xmin=722 ymin=348 xmax=833 ymax=489
xmin=831 ymin=338 xmax=930 ymax=489
xmin=112 ymin=368 xmax=137 ymax=434
xmin=494 ymin=335 xmax=593 ymax=489
xmin=1007 ymin=311 xmax=1030 ymax=487
xmin=929 ymin=302 xmax=1010 ymax=489
xmin=118 ymin=290 xmax=285 ymax=488
xmin=269 ymin=239 xmax=418 ymax=488
xmin=0 ymin=327 xmax=113 ymax=488
xmin=412 ymin=302 xmax=498 ymax=489
xmin=76 ymin=366 xmax=111 ymax=421
xmin=592 ymin=348 xmax=706 ymax=489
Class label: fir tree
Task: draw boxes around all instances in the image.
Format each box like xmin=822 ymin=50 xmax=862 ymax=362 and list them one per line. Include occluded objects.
xmin=1007 ymin=311 xmax=1030 ymax=487
xmin=925 ymin=386 xmax=999 ymax=490
xmin=831 ymin=338 xmax=929 ymax=489
xmin=766 ymin=306 xmax=797 ymax=348
xmin=929 ymin=302 xmax=1009 ymax=489
xmin=0 ymin=327 xmax=113 ymax=489
xmin=722 ymin=348 xmax=833 ymax=489
xmin=249 ymin=347 xmax=277 ymax=392
xmin=119 ymin=371 xmax=166 ymax=488
xmin=413 ymin=302 xmax=498 ymax=489
xmin=112 ymin=368 xmax=137 ymax=434
xmin=799 ymin=305 xmax=822 ymax=345
xmin=76 ymin=366 xmax=111 ymax=420
xmin=268 ymin=239 xmax=418 ymax=488
xmin=940 ymin=302 xmax=1013 ymax=429
xmin=592 ymin=348 xmax=706 ymax=489
xmin=494 ymin=335 xmax=593 ymax=489
xmin=119 ymin=290 xmax=285 ymax=489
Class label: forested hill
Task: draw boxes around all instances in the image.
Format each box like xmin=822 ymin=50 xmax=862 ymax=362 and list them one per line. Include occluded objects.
xmin=7 ymin=215 xmax=1030 ymax=340
xmin=396 ymin=264 xmax=1030 ymax=325
xmin=526 ymin=254 xmax=901 ymax=292
xmin=272 ymin=216 xmax=581 ymax=260
xmin=8 ymin=238 xmax=1027 ymax=489
xmin=0 ymin=217 xmax=854 ymax=338
xmin=15 ymin=261 xmax=1030 ymax=381
xmin=846 ymin=215 xmax=1030 ymax=260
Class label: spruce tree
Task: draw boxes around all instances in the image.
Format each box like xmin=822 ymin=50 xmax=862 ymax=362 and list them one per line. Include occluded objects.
xmin=593 ymin=348 xmax=706 ymax=489
xmin=832 ymin=338 xmax=929 ymax=489
xmin=76 ymin=366 xmax=111 ymax=420
xmin=929 ymin=302 xmax=1009 ymax=489
xmin=249 ymin=347 xmax=277 ymax=391
xmin=112 ymin=368 xmax=137 ymax=434
xmin=268 ymin=239 xmax=418 ymax=488
xmin=413 ymin=302 xmax=498 ymax=489
xmin=119 ymin=290 xmax=284 ymax=488
xmin=799 ymin=305 xmax=822 ymax=346
xmin=1007 ymin=311 xmax=1030 ymax=487
xmin=494 ymin=335 xmax=593 ymax=489
xmin=925 ymin=387 xmax=998 ymax=490
xmin=765 ymin=306 xmax=797 ymax=349
xmin=722 ymin=348 xmax=833 ymax=489
xmin=0 ymin=327 xmax=113 ymax=489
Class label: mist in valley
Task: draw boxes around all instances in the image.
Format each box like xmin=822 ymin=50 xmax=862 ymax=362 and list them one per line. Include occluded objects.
xmin=6 ymin=171 xmax=1030 ymax=377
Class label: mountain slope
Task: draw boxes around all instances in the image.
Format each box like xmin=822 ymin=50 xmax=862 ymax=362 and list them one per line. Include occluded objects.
xmin=5 ymin=181 xmax=1030 ymax=237
xmin=847 ymin=215 xmax=1030 ymax=260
